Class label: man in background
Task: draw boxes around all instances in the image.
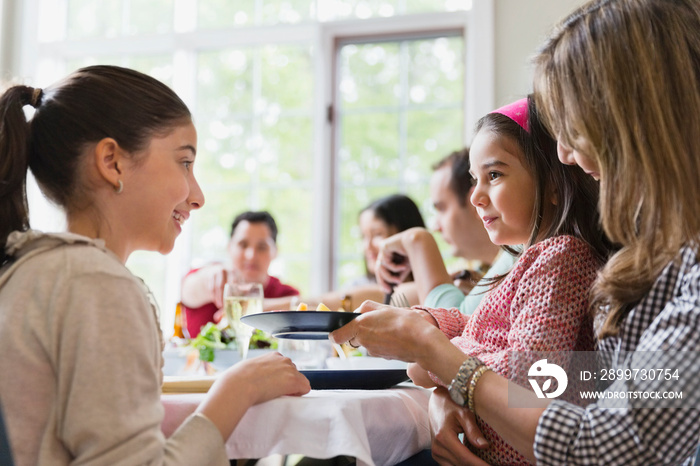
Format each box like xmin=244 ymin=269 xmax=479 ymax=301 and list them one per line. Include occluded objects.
xmin=180 ymin=211 xmax=299 ymax=337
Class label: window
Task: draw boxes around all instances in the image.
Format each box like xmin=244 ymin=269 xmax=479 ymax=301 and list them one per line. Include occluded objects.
xmin=334 ymin=33 xmax=465 ymax=287
xmin=16 ymin=0 xmax=493 ymax=334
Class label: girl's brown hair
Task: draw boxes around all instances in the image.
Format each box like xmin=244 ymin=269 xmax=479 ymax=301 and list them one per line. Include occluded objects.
xmin=475 ymin=96 xmax=611 ymax=265
xmin=0 ymin=65 xmax=191 ymax=265
xmin=534 ymin=0 xmax=700 ymax=337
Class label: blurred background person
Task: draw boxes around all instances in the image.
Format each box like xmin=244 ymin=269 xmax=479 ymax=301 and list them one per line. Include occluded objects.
xmin=181 ymin=210 xmax=299 ymax=337
xmin=263 ymin=193 xmax=427 ymax=312
xmin=381 ymin=148 xmax=515 ymax=314
xmin=349 ymin=193 xmax=426 ymax=287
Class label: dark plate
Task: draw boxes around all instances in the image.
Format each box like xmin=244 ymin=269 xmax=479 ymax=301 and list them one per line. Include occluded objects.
xmin=241 ymin=311 xmax=359 ymax=339
xmin=300 ymin=369 xmax=409 ymax=390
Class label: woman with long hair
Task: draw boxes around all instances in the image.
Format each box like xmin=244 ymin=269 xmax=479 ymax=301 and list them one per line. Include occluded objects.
xmin=332 ymin=0 xmax=700 ymax=463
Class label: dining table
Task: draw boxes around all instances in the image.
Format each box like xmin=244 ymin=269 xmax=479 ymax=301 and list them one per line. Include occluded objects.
xmin=161 ymin=382 xmax=433 ymax=466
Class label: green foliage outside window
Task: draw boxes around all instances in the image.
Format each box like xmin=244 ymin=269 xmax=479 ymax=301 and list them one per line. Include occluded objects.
xmin=335 ymin=35 xmax=464 ymax=288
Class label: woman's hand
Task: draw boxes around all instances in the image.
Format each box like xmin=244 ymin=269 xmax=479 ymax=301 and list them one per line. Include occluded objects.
xmin=375 ymin=231 xmax=414 ymax=293
xmin=329 ymin=300 xmax=443 ymax=365
xmin=376 ymin=227 xmax=454 ymax=303
xmin=429 ymin=387 xmax=490 ymax=466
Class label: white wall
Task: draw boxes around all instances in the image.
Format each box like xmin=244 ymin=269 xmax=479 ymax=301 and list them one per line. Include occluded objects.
xmin=492 ymin=0 xmax=586 ymax=106
xmin=0 ymin=0 xmax=14 ymax=80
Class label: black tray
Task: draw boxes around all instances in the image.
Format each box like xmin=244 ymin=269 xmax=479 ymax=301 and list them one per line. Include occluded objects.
xmin=241 ymin=311 xmax=359 ymax=339
xmin=300 ymin=369 xmax=409 ymax=390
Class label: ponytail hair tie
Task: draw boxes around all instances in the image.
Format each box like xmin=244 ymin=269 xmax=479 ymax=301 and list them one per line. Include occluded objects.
xmin=29 ymin=88 xmax=43 ymax=108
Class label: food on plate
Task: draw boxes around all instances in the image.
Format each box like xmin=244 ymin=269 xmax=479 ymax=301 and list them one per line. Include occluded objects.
xmin=294 ymin=302 xmax=332 ymax=312
xmin=249 ymin=328 xmax=277 ymax=349
xmin=187 ymin=322 xmax=226 ymax=362
xmin=185 ymin=322 xmax=277 ymax=365
xmin=334 ymin=343 xmax=363 ymax=358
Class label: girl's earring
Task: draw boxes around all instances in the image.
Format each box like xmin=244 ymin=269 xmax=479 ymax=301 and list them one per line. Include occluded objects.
xmin=114 ymin=180 xmax=123 ymax=194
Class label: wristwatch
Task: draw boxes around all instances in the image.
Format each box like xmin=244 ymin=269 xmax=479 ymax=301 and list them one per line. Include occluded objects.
xmin=448 ymin=357 xmax=484 ymax=406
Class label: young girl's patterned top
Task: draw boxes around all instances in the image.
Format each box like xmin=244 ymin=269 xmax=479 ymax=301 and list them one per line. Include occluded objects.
xmin=420 ymin=235 xmax=601 ymax=465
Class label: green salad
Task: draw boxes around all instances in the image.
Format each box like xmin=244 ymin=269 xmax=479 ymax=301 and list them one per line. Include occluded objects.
xmin=187 ymin=322 xmax=278 ymax=362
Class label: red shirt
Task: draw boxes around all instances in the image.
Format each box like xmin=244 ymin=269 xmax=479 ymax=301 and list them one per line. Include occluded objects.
xmin=182 ymin=271 xmax=299 ymax=337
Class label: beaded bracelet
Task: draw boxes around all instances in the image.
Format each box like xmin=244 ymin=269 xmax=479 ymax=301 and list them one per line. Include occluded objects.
xmin=448 ymin=357 xmax=484 ymax=406
xmin=467 ymin=364 xmax=490 ymax=413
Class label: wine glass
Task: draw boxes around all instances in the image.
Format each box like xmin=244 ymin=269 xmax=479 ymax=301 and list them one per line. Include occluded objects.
xmin=223 ymin=282 xmax=263 ymax=361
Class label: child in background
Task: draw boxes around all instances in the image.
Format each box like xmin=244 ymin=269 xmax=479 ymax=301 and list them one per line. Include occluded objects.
xmin=333 ymin=95 xmax=612 ymax=465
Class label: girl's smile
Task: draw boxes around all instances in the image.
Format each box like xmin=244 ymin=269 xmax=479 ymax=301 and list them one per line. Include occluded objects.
xmin=469 ymin=129 xmax=537 ymax=246
xmin=172 ymin=210 xmax=189 ymax=232
xmin=481 ymin=216 xmax=498 ymax=228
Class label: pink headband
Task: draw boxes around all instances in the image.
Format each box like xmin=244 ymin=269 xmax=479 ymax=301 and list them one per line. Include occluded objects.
xmin=491 ymin=98 xmax=529 ymax=133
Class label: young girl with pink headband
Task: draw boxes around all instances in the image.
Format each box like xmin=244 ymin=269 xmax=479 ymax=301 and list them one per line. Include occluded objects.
xmin=332 ymin=95 xmax=613 ymax=465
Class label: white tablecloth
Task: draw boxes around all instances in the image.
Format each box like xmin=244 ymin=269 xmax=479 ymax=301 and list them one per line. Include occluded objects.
xmin=161 ymin=385 xmax=432 ymax=466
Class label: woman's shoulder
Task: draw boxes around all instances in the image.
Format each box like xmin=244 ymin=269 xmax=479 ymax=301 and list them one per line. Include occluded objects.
xmin=611 ymin=243 xmax=700 ymax=353
xmin=671 ymin=243 xmax=700 ymax=302
xmin=678 ymin=242 xmax=700 ymax=274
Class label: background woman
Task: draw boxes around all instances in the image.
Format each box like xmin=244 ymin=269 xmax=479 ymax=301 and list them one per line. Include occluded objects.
xmin=350 ymin=193 xmax=426 ymax=288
